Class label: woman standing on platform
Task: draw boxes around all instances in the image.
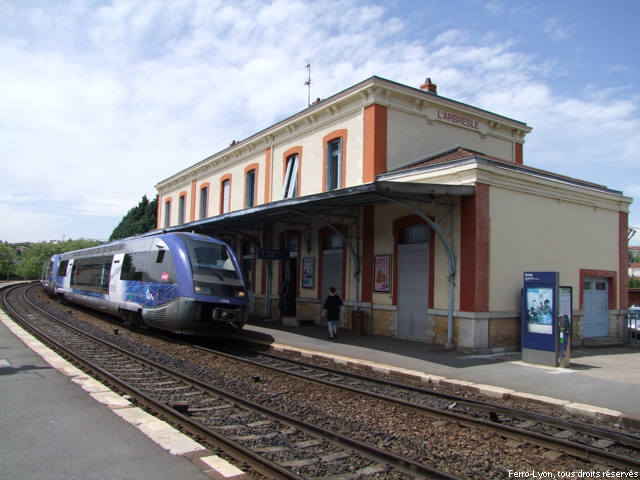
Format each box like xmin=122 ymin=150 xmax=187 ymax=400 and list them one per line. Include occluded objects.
xmin=321 ymin=286 xmax=343 ymax=341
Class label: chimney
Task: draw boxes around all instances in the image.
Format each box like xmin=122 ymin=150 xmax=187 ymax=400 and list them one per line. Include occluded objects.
xmin=420 ymin=77 xmax=437 ymax=94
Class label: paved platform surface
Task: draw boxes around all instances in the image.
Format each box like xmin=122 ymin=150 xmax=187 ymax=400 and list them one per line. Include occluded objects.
xmin=241 ymin=320 xmax=640 ymax=420
xmin=0 ymin=312 xmax=245 ymax=480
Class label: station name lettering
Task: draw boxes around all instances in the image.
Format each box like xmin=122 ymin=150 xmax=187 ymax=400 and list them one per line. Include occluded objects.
xmin=437 ymin=110 xmax=479 ymax=130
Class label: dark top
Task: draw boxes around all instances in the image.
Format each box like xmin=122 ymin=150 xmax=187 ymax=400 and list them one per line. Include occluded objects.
xmin=323 ymin=294 xmax=343 ymax=321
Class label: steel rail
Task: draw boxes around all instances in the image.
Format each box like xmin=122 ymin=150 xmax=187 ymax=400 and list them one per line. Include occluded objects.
xmin=5 ymin=284 xmax=459 ymax=480
xmin=0 ymin=284 xmax=303 ymax=480
xmin=187 ymin=340 xmax=640 ymax=472
xmin=232 ymin=343 xmax=640 ymax=448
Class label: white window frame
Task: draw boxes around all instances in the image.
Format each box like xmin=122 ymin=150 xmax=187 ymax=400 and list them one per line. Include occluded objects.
xmin=281 ymin=154 xmax=299 ymax=199
xmin=222 ymin=180 xmax=230 ymax=213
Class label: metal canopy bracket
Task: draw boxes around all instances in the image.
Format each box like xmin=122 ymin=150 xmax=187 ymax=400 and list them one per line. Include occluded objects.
xmin=376 ymin=192 xmax=457 ymax=348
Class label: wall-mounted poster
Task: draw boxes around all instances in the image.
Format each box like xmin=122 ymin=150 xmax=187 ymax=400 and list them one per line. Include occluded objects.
xmin=526 ymin=287 xmax=554 ymax=334
xmin=302 ymin=257 xmax=314 ymax=289
xmin=374 ymin=255 xmax=391 ymax=293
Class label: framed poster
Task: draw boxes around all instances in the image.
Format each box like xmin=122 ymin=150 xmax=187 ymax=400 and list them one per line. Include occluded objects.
xmin=374 ymin=254 xmax=391 ymax=293
xmin=301 ymin=257 xmax=314 ymax=289
xmin=522 ymin=271 xmax=559 ymax=357
xmin=525 ymin=286 xmax=554 ymax=334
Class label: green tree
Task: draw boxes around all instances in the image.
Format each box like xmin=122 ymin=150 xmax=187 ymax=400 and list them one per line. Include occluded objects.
xmin=109 ymin=195 xmax=158 ymax=241
xmin=0 ymin=243 xmax=16 ymax=280
xmin=15 ymin=239 xmax=101 ymax=279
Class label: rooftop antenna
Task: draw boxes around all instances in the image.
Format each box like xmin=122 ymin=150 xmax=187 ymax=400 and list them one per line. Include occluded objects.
xmin=305 ymin=61 xmax=311 ymax=106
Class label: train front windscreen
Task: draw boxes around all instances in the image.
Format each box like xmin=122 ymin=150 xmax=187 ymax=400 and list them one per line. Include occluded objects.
xmin=182 ymin=237 xmax=245 ymax=298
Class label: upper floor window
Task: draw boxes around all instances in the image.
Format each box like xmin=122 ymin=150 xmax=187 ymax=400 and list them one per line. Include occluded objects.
xmin=221 ymin=179 xmax=231 ymax=214
xmin=245 ymin=169 xmax=256 ymax=208
xmin=326 ymin=138 xmax=342 ymax=191
xmin=199 ymin=186 xmax=208 ymax=219
xmin=323 ymin=130 xmax=347 ymax=192
xmin=164 ymin=199 xmax=171 ymax=227
xmin=178 ymin=194 xmax=186 ymax=224
xmin=282 ymin=154 xmax=299 ymax=199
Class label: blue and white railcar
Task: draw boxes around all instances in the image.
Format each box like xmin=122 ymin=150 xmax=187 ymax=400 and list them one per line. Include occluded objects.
xmin=40 ymin=254 xmax=61 ymax=296
xmin=49 ymin=232 xmax=247 ymax=334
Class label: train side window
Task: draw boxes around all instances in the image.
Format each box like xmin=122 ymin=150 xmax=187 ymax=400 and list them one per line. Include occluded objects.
xmin=71 ymin=255 xmax=113 ymax=292
xmin=57 ymin=260 xmax=69 ymax=277
xmin=156 ymin=250 xmax=165 ymax=263
xmin=120 ymin=252 xmax=147 ymax=281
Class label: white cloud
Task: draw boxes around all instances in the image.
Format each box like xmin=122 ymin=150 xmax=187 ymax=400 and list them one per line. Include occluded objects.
xmin=544 ymin=16 xmax=570 ymax=41
xmin=0 ymin=0 xmax=638 ymax=242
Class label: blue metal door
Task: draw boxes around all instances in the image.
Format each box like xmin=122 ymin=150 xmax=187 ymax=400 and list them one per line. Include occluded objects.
xmin=583 ymin=277 xmax=609 ymax=338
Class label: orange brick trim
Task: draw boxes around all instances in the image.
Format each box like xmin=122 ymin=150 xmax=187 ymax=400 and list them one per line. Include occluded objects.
xmin=515 ymin=143 xmax=523 ymax=165
xmin=190 ymin=180 xmax=196 ymax=222
xmin=460 ymin=182 xmax=490 ymax=312
xmin=363 ymin=104 xmax=387 ymax=182
xmin=244 ymin=163 xmax=260 ymax=208
xmin=579 ymin=269 xmax=617 ymax=310
xmin=219 ymin=174 xmax=232 ymax=214
xmin=392 ymin=215 xmax=435 ymax=308
xmin=282 ymin=146 xmax=303 ymax=197
xmin=322 ymin=129 xmax=348 ymax=191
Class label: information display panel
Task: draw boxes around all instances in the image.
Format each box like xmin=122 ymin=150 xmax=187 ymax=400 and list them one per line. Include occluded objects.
xmin=522 ymin=272 xmax=559 ymax=366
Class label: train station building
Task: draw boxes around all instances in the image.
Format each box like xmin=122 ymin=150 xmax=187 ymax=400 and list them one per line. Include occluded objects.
xmin=154 ymin=76 xmax=631 ymax=352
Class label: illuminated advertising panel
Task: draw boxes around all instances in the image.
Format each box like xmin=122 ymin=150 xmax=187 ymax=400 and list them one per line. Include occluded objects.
xmin=522 ymin=272 xmax=559 ymax=366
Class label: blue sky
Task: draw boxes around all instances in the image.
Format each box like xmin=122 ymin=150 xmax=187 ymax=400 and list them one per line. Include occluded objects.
xmin=1 ymin=0 xmax=639 ymax=245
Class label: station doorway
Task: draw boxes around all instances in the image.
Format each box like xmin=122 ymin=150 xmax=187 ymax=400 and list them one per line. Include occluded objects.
xmin=397 ymin=225 xmax=430 ymax=340
xmin=583 ymin=276 xmax=609 ymax=338
xmin=321 ymin=233 xmax=344 ymax=300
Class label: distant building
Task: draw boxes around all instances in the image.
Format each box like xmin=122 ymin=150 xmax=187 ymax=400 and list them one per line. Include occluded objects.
xmin=155 ymin=76 xmax=632 ymax=351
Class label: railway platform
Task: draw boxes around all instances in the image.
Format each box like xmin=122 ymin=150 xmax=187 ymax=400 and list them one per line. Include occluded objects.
xmin=240 ymin=319 xmax=640 ymax=421
xmin=0 ymin=311 xmax=245 ymax=480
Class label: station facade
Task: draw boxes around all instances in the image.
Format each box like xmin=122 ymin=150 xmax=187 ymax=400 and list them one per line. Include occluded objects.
xmin=155 ymin=76 xmax=631 ymax=352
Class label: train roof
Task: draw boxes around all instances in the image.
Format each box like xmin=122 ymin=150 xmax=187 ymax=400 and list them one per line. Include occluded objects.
xmin=57 ymin=231 xmax=228 ymax=259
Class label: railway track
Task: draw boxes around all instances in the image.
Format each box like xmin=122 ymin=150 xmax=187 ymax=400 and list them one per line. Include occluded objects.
xmin=7 ymin=282 xmax=640 ymax=478
xmin=3 ymin=283 xmax=458 ymax=480
xmin=201 ymin=340 xmax=640 ymax=469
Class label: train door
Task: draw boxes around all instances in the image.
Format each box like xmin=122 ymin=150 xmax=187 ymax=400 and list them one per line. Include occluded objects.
xmin=583 ymin=277 xmax=609 ymax=338
xmin=63 ymin=259 xmax=74 ymax=293
xmin=397 ymin=225 xmax=429 ymax=340
xmin=109 ymin=253 xmax=125 ymax=303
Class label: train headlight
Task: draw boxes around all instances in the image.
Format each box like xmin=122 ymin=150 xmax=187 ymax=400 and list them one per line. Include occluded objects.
xmin=236 ymin=290 xmax=246 ymax=298
xmin=194 ymin=285 xmax=211 ymax=295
